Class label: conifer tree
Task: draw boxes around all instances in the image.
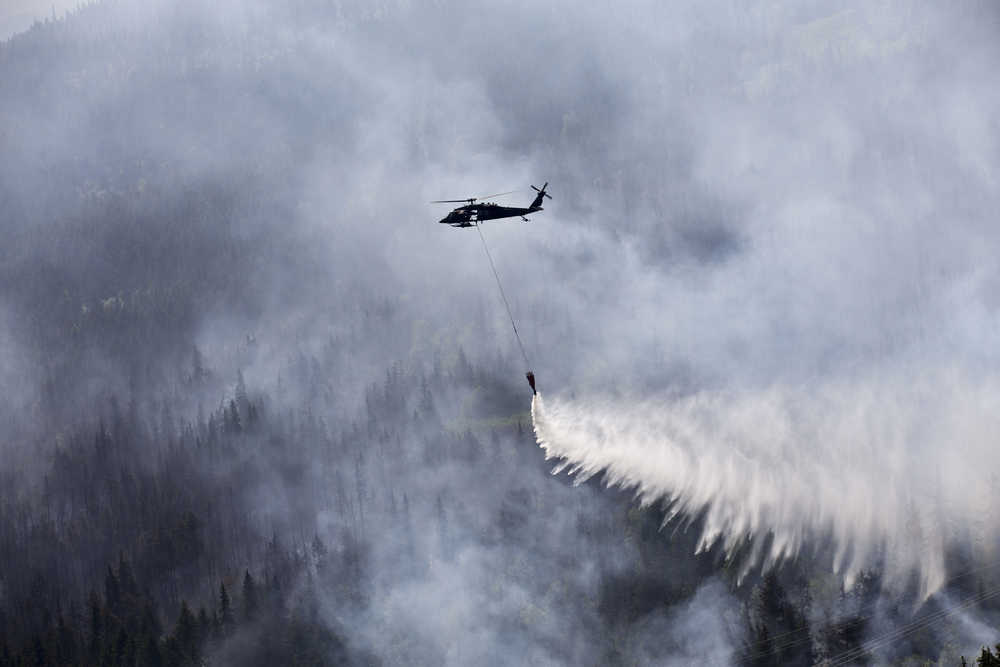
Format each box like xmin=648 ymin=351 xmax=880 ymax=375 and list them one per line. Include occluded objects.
xmin=242 ymin=570 xmax=258 ymax=622
xmin=104 ymin=565 xmax=121 ymax=611
xmin=118 ymin=553 xmax=137 ymax=598
xmin=174 ymin=601 xmax=197 ymax=663
xmin=979 ymin=646 xmax=1000 ymax=667
xmin=226 ymin=399 xmax=242 ymax=433
xmin=29 ymin=634 xmax=45 ymax=667
xmin=191 ymin=346 xmax=208 ymax=384
xmin=311 ymin=534 xmax=328 ymax=565
xmin=113 ymin=626 xmax=130 ymax=666
xmin=196 ymin=607 xmax=210 ymax=646
xmin=749 ymin=623 xmax=775 ymax=667
xmin=140 ymin=634 xmax=164 ymax=667
xmin=236 ymin=370 xmax=248 ymax=412
xmin=87 ymin=590 xmax=102 ymax=659
xmin=218 ymin=583 xmax=233 ymax=632
xmin=55 ymin=613 xmax=76 ymax=665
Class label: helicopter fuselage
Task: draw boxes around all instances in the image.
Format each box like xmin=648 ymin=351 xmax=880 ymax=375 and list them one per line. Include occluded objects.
xmin=438 ymin=202 xmax=542 ymax=228
xmin=434 ymin=182 xmax=551 ymax=228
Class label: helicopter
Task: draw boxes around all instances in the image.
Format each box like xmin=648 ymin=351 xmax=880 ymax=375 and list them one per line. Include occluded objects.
xmin=433 ymin=183 xmax=551 ymax=228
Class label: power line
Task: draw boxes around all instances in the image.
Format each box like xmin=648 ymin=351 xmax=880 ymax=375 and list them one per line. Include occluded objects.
xmin=742 ymin=559 xmax=1000 ymax=663
xmin=827 ymin=584 xmax=1000 ymax=666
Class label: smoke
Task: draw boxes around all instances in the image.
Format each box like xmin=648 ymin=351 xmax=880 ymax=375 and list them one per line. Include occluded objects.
xmin=4 ymin=0 xmax=1000 ymax=662
xmin=532 ymin=372 xmax=1000 ymax=599
xmin=624 ymin=579 xmax=744 ymax=666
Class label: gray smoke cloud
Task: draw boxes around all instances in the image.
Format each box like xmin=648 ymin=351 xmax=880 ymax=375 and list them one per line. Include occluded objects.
xmin=5 ymin=0 xmax=1000 ymax=663
xmin=624 ymin=579 xmax=744 ymax=666
xmin=519 ymin=0 xmax=1000 ymax=605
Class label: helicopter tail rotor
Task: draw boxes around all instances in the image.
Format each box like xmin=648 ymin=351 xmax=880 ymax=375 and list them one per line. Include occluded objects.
xmin=529 ymin=182 xmax=551 ymax=210
xmin=531 ymin=182 xmax=552 ymax=199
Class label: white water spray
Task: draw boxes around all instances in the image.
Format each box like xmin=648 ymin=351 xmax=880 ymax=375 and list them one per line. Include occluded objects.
xmin=532 ymin=369 xmax=1000 ymax=598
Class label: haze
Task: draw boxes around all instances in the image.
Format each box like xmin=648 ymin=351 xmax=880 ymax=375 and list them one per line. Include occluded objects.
xmin=2 ymin=0 xmax=999 ymax=665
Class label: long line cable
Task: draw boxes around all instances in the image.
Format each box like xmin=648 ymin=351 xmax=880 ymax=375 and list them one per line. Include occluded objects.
xmin=475 ymin=221 xmax=531 ymax=369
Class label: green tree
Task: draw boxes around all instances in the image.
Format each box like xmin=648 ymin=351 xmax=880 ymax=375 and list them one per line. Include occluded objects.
xmin=242 ymin=570 xmax=258 ymax=622
xmin=978 ymin=646 xmax=1000 ymax=667
xmin=112 ymin=626 xmax=130 ymax=666
xmin=118 ymin=553 xmax=138 ymax=598
xmin=29 ymin=634 xmax=45 ymax=667
xmin=174 ymin=601 xmax=198 ymax=664
xmin=236 ymin=370 xmax=249 ymax=414
xmin=218 ymin=583 xmax=234 ymax=633
xmin=191 ymin=346 xmax=208 ymax=384
xmin=196 ymin=607 xmax=210 ymax=647
xmin=140 ymin=633 xmax=163 ymax=667
xmin=104 ymin=565 xmax=121 ymax=611
xmin=226 ymin=399 xmax=242 ymax=433
xmin=748 ymin=622 xmax=775 ymax=667
xmin=54 ymin=613 xmax=77 ymax=665
xmin=87 ymin=590 xmax=102 ymax=659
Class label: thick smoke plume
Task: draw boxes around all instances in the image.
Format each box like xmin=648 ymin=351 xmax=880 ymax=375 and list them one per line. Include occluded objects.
xmin=532 ymin=372 xmax=1000 ymax=599
xmin=3 ymin=0 xmax=1000 ymax=662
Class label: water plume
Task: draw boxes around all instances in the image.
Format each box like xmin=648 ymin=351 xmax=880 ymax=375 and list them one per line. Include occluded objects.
xmin=531 ymin=369 xmax=1000 ymax=599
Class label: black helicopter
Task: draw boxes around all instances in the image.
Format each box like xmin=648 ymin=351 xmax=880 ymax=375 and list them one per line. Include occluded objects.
xmin=433 ymin=183 xmax=551 ymax=228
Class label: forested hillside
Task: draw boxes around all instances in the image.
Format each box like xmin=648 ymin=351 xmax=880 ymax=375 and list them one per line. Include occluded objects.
xmin=3 ymin=1 xmax=1000 ymax=665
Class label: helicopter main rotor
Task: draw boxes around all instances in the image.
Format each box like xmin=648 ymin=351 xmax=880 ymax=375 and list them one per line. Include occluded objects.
xmin=431 ymin=190 xmax=518 ymax=204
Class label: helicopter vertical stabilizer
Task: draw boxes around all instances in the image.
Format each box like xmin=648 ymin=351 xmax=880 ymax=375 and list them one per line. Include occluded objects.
xmin=529 ymin=182 xmax=551 ymax=210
